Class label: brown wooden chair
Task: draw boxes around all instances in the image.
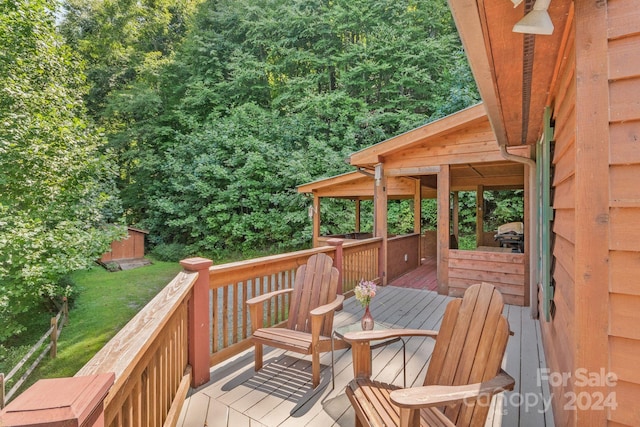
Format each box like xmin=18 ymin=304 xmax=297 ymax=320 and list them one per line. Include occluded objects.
xmin=247 ymin=252 xmax=344 ymax=388
xmin=344 ymin=282 xmax=515 ymax=427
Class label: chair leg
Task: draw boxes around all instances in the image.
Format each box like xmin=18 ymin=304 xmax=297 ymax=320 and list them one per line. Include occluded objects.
xmin=255 ymin=343 xmax=263 ymax=371
xmin=312 ymin=349 xmax=320 ymax=388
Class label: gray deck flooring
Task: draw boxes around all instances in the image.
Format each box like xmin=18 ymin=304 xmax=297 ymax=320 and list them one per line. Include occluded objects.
xmin=177 ymin=286 xmax=554 ymax=427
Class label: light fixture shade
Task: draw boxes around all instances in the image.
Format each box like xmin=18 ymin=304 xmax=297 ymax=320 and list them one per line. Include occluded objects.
xmin=513 ymin=10 xmax=554 ymax=35
xmin=511 ymin=0 xmax=524 ymax=7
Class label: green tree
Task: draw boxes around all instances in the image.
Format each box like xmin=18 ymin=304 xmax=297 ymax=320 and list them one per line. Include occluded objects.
xmin=0 ymin=0 xmax=124 ymax=340
xmin=62 ymin=0 xmax=480 ymax=257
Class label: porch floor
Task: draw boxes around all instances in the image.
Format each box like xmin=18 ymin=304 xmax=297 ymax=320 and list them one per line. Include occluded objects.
xmin=178 ymin=286 xmax=554 ymax=427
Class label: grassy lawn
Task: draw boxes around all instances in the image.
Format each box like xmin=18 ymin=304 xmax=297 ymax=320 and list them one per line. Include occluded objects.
xmin=2 ymin=259 xmax=182 ymax=397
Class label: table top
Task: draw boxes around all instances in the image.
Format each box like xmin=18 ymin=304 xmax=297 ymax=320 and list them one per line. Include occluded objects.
xmin=333 ymin=321 xmax=401 ymax=346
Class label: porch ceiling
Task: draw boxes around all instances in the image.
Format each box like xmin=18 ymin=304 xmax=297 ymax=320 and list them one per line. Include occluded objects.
xmin=448 ymin=0 xmax=572 ymax=146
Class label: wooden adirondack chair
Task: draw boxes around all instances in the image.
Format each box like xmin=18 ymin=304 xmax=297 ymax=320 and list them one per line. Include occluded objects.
xmin=247 ymin=252 xmax=344 ymax=388
xmin=344 ymin=282 xmax=515 ymax=427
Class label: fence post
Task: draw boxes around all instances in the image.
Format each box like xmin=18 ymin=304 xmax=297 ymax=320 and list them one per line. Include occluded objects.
xmin=50 ymin=317 xmax=57 ymax=358
xmin=180 ymin=257 xmax=213 ymax=388
xmin=63 ymin=296 xmax=69 ymax=326
xmin=327 ymin=239 xmax=344 ymax=295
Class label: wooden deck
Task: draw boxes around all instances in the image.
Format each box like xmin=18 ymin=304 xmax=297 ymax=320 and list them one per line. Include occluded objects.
xmin=391 ymin=257 xmax=438 ymax=291
xmin=178 ymin=286 xmax=554 ymax=427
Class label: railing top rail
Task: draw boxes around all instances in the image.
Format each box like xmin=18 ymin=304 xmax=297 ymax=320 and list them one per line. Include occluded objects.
xmin=75 ymin=270 xmax=198 ymax=384
xmin=209 ymin=246 xmax=335 ymax=275
xmin=341 ymin=236 xmax=383 ymax=249
xmin=388 ymin=233 xmax=419 ymax=241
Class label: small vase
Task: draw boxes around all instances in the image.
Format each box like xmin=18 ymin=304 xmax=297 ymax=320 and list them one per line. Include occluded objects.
xmin=361 ymin=305 xmax=374 ymax=330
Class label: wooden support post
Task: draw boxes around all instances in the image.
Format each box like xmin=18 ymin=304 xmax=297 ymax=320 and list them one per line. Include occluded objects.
xmin=437 ymin=165 xmax=450 ymax=295
xmin=374 ymin=163 xmax=388 ymax=285
xmin=413 ymin=179 xmax=421 ymax=235
xmin=355 ymin=199 xmax=361 ymax=233
xmin=476 ymin=184 xmax=484 ymax=247
xmin=574 ymin=2 xmax=609 ymax=425
xmin=312 ymin=194 xmax=321 ymax=248
xmin=180 ymin=257 xmax=213 ymax=388
xmin=327 ymin=239 xmax=344 ymax=295
xmin=453 ymin=191 xmax=460 ymax=244
xmin=414 ymin=179 xmax=422 ymax=261
xmin=50 ymin=317 xmax=57 ymax=359
xmin=0 ymin=373 xmax=114 ymax=427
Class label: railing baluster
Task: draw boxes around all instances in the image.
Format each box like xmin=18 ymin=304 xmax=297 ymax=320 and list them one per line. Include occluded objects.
xmin=242 ymin=281 xmax=248 ymax=340
xmin=222 ymin=285 xmax=229 ymax=349
xmin=212 ymin=288 xmax=219 ymax=353
xmin=233 ymin=282 xmax=239 ymax=344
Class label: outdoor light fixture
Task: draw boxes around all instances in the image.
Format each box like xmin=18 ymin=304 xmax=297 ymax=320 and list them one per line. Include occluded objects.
xmin=513 ymin=0 xmax=554 ymax=35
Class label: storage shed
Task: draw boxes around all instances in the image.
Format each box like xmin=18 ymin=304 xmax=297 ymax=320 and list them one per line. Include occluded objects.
xmin=100 ymin=227 xmax=149 ymax=266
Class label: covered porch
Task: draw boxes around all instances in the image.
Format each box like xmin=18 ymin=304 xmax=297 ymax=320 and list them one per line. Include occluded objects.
xmin=298 ymin=104 xmax=532 ymax=307
xmin=177 ymin=284 xmax=554 ymax=426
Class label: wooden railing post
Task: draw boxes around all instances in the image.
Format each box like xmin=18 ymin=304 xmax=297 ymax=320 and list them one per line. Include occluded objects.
xmin=0 ymin=373 xmax=114 ymax=427
xmin=327 ymin=239 xmax=344 ymax=295
xmin=180 ymin=257 xmax=213 ymax=388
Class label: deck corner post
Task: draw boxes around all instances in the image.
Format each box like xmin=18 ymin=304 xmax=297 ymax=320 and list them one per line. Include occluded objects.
xmin=180 ymin=257 xmax=213 ymax=388
xmin=326 ymin=239 xmax=344 ymax=295
xmin=0 ymin=373 xmax=114 ymax=427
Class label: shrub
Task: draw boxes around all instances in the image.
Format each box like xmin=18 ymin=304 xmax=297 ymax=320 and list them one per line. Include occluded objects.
xmin=150 ymin=243 xmax=191 ymax=262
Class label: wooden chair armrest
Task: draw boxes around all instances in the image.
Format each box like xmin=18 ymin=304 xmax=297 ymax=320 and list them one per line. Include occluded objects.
xmin=343 ymin=329 xmax=438 ymax=343
xmin=246 ymin=288 xmax=293 ymax=306
xmin=310 ymin=294 xmax=345 ymax=317
xmin=390 ymin=370 xmax=515 ymax=409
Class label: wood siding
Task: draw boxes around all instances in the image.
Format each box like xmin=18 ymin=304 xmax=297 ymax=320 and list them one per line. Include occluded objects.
xmin=447 ymin=249 xmax=525 ymax=306
xmin=540 ymin=2 xmax=640 ymax=425
xmin=608 ymin=0 xmax=640 ymax=425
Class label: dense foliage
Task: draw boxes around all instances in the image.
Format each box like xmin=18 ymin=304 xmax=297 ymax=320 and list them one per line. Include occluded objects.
xmin=60 ymin=0 xmax=480 ymax=258
xmin=0 ymin=0 xmax=124 ymax=340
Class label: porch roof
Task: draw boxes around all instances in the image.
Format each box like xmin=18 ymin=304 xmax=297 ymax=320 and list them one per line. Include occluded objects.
xmin=348 ymin=103 xmax=488 ymax=167
xmin=447 ymin=0 xmax=573 ymax=147
xmin=298 ymin=104 xmax=528 ymax=199
xmin=296 ymin=171 xmax=420 ymax=200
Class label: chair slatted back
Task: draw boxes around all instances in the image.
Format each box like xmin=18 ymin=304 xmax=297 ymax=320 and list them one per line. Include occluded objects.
xmin=424 ymin=282 xmax=510 ymax=426
xmin=287 ymin=253 xmax=339 ymax=335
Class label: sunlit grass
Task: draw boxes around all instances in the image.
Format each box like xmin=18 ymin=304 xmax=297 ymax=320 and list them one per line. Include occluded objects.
xmin=9 ymin=259 xmax=182 ymax=394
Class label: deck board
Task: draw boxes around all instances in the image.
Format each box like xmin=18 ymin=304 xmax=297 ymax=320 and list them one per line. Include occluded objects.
xmin=179 ymin=286 xmax=554 ymax=427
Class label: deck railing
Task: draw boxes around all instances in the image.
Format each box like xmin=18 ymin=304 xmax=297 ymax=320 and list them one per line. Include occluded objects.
xmin=342 ymin=237 xmax=382 ymax=293
xmin=207 ymin=237 xmax=382 ymax=366
xmin=74 ymin=268 xmax=200 ymax=427
xmin=0 ymin=239 xmax=382 ymax=426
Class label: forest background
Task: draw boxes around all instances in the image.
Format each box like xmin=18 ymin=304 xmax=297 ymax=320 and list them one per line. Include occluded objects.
xmin=0 ymin=0 xmax=523 ymax=342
